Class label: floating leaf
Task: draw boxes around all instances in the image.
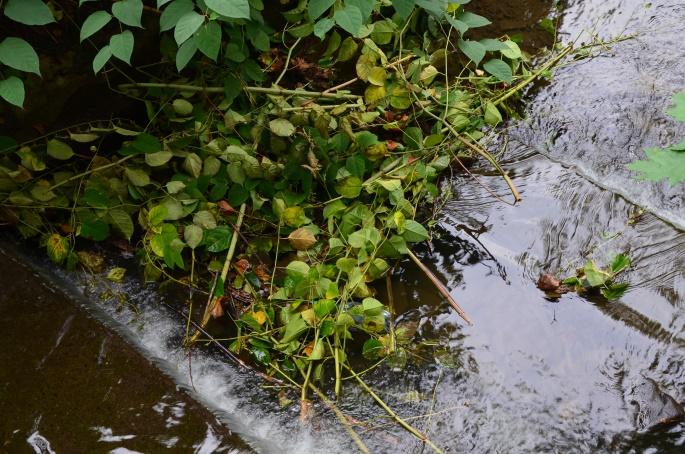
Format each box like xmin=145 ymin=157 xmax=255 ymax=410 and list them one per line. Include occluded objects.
xmin=107 ymin=267 xmax=127 ymax=283
xmin=627 ymin=147 xmax=685 ymax=186
xmin=601 ymin=283 xmax=629 ymax=301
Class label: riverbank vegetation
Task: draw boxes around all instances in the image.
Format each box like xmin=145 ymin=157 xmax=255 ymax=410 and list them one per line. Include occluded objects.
xmin=0 ymin=1 xmax=608 ymax=450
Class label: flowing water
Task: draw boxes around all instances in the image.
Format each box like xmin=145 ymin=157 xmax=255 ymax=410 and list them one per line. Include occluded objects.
xmin=2 ymin=0 xmax=685 ymax=453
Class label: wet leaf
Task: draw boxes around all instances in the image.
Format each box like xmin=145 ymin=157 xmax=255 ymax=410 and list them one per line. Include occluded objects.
xmin=601 ymin=282 xmax=629 ymax=301
xmin=46 ymin=234 xmax=69 ymax=264
xmin=610 ymin=253 xmax=631 ymax=274
xmin=281 ymin=313 xmax=308 ymax=343
xmin=362 ymin=338 xmax=384 ymax=360
xmin=107 ymin=267 xmax=127 ymax=283
xmin=583 ymin=261 xmax=610 ymax=287
xmin=203 ymin=225 xmax=232 ymax=252
xmin=484 ymin=101 xmax=502 ymax=126
xmin=627 ymin=147 xmax=685 ymax=186
xmin=666 ymin=90 xmax=685 ymax=121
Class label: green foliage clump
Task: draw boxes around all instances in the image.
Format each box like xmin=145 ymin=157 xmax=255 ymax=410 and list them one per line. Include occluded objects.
xmin=0 ymin=0 xmax=543 ymax=396
xmin=628 ymin=90 xmax=685 ymax=186
xmin=562 ymin=253 xmax=631 ymax=301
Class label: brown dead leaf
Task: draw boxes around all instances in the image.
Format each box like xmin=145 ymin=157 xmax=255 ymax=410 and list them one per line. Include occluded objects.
xmin=217 ymin=200 xmax=235 ymax=214
xmin=210 ymin=299 xmax=225 ymax=318
xmin=303 ymin=340 xmax=315 ymax=357
xmin=254 ymin=264 xmax=271 ymax=282
xmin=234 ymin=258 xmax=250 ymax=274
xmin=288 ymin=227 xmax=317 ymax=251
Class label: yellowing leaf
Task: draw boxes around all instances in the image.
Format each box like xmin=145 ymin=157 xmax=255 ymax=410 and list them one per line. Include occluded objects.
xmin=288 ymin=227 xmax=317 ymax=250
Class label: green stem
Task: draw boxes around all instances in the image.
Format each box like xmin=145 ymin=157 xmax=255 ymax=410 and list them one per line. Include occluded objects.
xmin=346 ymin=365 xmax=444 ymax=454
xmin=47 ymin=154 xmax=134 ymax=191
xmin=118 ymin=82 xmax=361 ymax=100
xmin=275 ymin=37 xmax=301 ymax=86
xmin=189 ymin=203 xmax=246 ymax=344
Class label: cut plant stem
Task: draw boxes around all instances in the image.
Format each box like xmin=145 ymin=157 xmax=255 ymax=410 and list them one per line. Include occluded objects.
xmin=408 ymin=250 xmax=473 ymax=325
xmin=346 ymin=365 xmax=445 ymax=454
xmin=308 ymin=383 xmax=371 ymax=454
xmin=118 ymin=82 xmax=361 ymax=100
xmin=189 ymin=203 xmax=246 ymax=344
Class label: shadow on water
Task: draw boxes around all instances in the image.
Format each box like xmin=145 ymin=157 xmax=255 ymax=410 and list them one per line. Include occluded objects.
xmin=3 ymin=0 xmax=685 ymax=453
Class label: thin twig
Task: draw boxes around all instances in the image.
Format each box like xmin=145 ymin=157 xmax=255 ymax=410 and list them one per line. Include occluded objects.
xmin=275 ymin=37 xmax=302 ymax=86
xmin=189 ymin=203 xmax=246 ymax=344
xmin=118 ymin=82 xmax=361 ymax=100
xmin=346 ymin=365 xmax=444 ymax=454
xmin=322 ymin=54 xmax=416 ymax=94
xmin=407 ymin=250 xmax=473 ymax=325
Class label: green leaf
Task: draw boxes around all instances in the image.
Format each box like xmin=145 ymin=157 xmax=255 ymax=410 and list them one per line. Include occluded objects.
xmin=148 ymin=205 xmax=168 ymax=226
xmin=4 ymin=0 xmax=55 ymax=26
xmin=80 ymin=11 xmax=113 ymax=42
xmin=0 ymin=38 xmax=41 ymax=75
xmin=172 ymin=98 xmax=193 ymax=115
xmin=81 ymin=219 xmax=110 ymax=241
xmin=203 ymin=225 xmax=232 ymax=252
xmin=269 ymin=118 xmax=296 ymax=137
xmin=455 ymin=11 xmax=491 ymax=28
xmin=501 ymin=40 xmax=522 ymax=60
xmin=107 ymin=208 xmax=134 ymax=240
xmin=483 ymin=101 xmax=502 ymax=126
xmin=362 ymin=297 xmax=384 ymax=316
xmin=160 ymin=0 xmax=194 ymax=31
xmin=174 ymin=10 xmax=204 ymax=44
xmin=92 ymin=45 xmax=112 ymax=74
xmin=309 ymin=0 xmax=335 ymax=21
xmin=286 ymin=260 xmax=310 ymax=278
xmin=196 ymin=21 xmax=221 ymax=61
xmin=314 ymin=18 xmax=335 ymax=39
xmin=393 ymin=0 xmax=415 ymax=19
xmin=281 ymin=313 xmax=308 ymax=343
xmin=458 ymin=39 xmax=485 ymax=66
xmin=145 ymin=150 xmax=173 ymax=166
xmin=445 ymin=15 xmax=468 ymax=34
xmin=205 ymin=0 xmax=250 ymax=19
xmin=109 ymin=31 xmax=135 ymax=64
xmin=335 ymin=176 xmax=362 ymax=198
xmin=610 ymin=253 xmax=631 ymax=274
xmin=402 ymin=220 xmax=429 ymax=242
xmin=183 ymin=152 xmax=202 ymax=177
xmin=666 ymin=90 xmax=685 ymax=122
xmin=601 ymin=283 xmax=629 ymax=301
xmin=334 ymin=5 xmax=363 ymax=36
xmin=184 ymin=224 xmax=203 ymax=249
xmin=483 ymin=59 xmax=513 ymax=83
xmin=124 ymin=167 xmax=151 ymax=186
xmin=583 ymin=261 xmax=610 ymax=287
xmin=112 ymin=0 xmax=143 ymax=28
xmin=362 ymin=338 xmax=384 ymax=360
xmin=479 ymin=38 xmax=508 ymax=51
xmin=47 ymin=139 xmax=74 ymax=160
xmin=337 ymin=37 xmax=358 ymax=61
xmin=0 ymin=77 xmax=25 ymax=108
xmin=176 ymin=37 xmax=198 ymax=71
xmin=627 ymin=147 xmax=685 ymax=186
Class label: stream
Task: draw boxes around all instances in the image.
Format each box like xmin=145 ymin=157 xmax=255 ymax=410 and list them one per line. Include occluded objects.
xmin=2 ymin=0 xmax=685 ymax=453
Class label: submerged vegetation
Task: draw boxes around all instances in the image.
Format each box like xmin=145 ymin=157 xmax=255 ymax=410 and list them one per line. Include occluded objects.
xmin=0 ymin=0 xmax=615 ymax=449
